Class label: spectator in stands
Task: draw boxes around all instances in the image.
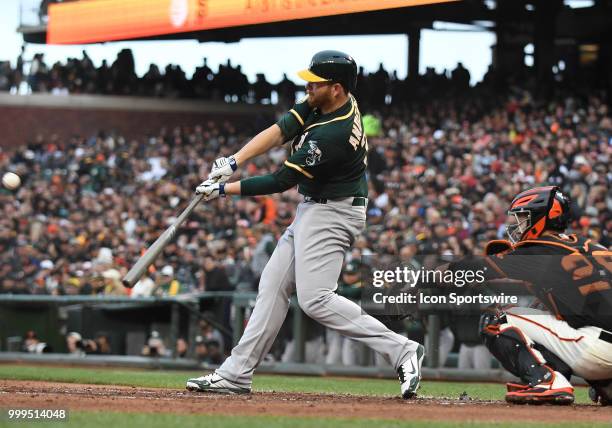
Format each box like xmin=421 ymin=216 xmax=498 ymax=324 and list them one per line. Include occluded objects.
xmin=142 ymin=64 xmax=162 ymax=97
xmin=102 ymin=268 xmax=127 ymax=295
xmin=175 ymin=249 xmax=199 ymax=292
xmin=112 ymin=49 xmax=137 ymax=95
xmin=194 ymin=335 xmax=208 ymax=361
xmin=249 ymin=225 xmax=276 ymax=284
xmin=226 ymin=240 xmax=256 ymax=291
xmin=28 ymin=53 xmax=46 ymax=92
xmin=141 ymin=330 xmax=168 ymax=357
xmin=66 ymin=332 xmax=85 ymax=356
xmin=253 ymin=73 xmax=273 ymax=103
xmin=20 ymin=330 xmax=52 ymax=353
xmin=202 ymin=257 xmax=232 ymax=292
xmin=234 ymin=65 xmax=250 ymax=102
xmin=451 ymin=62 xmax=471 ymax=90
xmin=176 ymin=337 xmax=189 ymax=358
xmin=0 ymin=61 xmax=12 ymax=91
xmin=194 ymin=335 xmax=223 ymax=364
xmin=154 ymin=265 xmax=184 ymax=296
xmin=276 ymin=73 xmax=297 ymax=108
xmin=198 ymin=316 xmax=225 ymax=353
xmin=22 ymin=330 xmax=40 ymax=352
xmin=94 ymin=333 xmax=112 ymax=355
xmin=66 ymin=331 xmax=112 ymax=355
xmin=192 ymin=58 xmax=214 ymax=99
xmin=16 ymin=45 xmax=25 ymax=79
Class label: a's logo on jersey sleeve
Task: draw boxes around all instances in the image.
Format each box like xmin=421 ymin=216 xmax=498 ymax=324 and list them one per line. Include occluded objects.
xmin=305 ymin=141 xmax=322 ymax=166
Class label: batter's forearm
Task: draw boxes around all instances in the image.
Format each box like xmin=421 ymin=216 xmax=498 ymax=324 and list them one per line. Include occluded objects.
xmin=223 ymin=165 xmax=302 ymax=197
xmin=223 ymin=176 xmax=284 ymax=196
xmin=224 ymin=169 xmax=300 ymax=196
xmin=223 ymin=178 xmax=287 ymax=196
xmin=240 ymin=175 xmax=284 ymax=195
xmin=233 ymin=124 xmax=285 ymax=166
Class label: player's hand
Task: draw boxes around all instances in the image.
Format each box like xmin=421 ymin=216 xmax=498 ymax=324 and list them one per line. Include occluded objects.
xmin=208 ymin=155 xmax=238 ymax=184
xmin=195 ymin=179 xmax=225 ymax=201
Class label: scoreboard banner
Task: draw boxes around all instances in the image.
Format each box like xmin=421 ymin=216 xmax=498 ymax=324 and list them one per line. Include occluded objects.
xmin=47 ymin=0 xmax=456 ymax=44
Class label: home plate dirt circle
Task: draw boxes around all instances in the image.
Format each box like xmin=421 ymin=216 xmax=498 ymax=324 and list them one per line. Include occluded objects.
xmin=1 ymin=380 xmax=611 ymax=423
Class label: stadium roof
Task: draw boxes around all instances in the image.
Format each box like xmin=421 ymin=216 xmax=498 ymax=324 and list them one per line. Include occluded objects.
xmin=43 ymin=0 xmax=461 ymax=45
xmin=18 ymin=0 xmax=455 ymax=44
xmin=18 ymin=0 xmax=610 ymax=45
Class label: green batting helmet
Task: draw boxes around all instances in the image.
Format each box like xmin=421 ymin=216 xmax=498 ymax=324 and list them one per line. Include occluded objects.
xmin=298 ymin=50 xmax=357 ymax=92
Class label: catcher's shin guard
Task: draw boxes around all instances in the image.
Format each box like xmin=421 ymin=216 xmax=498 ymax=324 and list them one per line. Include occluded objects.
xmin=480 ymin=310 xmax=552 ymax=386
xmin=479 ymin=309 xmax=574 ymax=404
xmin=482 ymin=323 xmax=554 ymax=386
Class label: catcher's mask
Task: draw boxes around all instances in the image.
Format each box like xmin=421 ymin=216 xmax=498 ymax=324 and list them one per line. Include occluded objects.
xmin=506 ymin=186 xmax=571 ymax=244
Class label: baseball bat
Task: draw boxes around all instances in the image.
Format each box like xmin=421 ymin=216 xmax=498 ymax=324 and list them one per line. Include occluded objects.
xmin=122 ymin=193 xmax=204 ymax=288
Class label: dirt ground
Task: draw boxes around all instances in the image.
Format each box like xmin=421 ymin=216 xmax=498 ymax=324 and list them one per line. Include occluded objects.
xmin=1 ymin=380 xmax=611 ymax=423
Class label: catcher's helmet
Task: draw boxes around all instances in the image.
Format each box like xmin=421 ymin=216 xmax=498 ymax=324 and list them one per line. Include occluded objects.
xmin=297 ymin=50 xmax=357 ymax=92
xmin=506 ymin=186 xmax=571 ymax=243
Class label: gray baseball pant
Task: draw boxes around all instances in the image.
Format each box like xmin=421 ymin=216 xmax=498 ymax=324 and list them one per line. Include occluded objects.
xmin=216 ymin=198 xmax=419 ymax=386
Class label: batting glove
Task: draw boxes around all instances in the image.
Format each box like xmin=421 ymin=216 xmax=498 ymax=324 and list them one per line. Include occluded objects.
xmin=195 ymin=179 xmax=225 ymax=201
xmin=208 ymin=155 xmax=238 ymax=184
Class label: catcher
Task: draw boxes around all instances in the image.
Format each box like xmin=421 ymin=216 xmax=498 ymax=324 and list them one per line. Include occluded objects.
xmin=448 ymin=186 xmax=612 ymax=405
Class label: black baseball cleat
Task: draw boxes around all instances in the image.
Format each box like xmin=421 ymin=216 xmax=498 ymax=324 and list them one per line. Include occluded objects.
xmin=398 ymin=344 xmax=425 ymax=399
xmin=186 ymin=372 xmax=251 ymax=394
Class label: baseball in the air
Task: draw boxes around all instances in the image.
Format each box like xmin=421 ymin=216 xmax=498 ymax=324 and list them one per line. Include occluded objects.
xmin=2 ymin=172 xmax=21 ymax=190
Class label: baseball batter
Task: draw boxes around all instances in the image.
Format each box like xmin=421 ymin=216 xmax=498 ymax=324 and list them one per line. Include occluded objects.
xmin=186 ymin=50 xmax=424 ymax=398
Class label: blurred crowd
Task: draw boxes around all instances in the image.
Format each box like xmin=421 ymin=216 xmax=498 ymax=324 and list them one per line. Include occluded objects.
xmin=2 ymin=46 xmax=490 ymax=108
xmin=0 ymin=119 xmax=257 ymax=297
xmin=365 ymin=88 xmax=611 ymax=257
xmin=0 ymin=84 xmax=609 ymax=291
xmin=1 ymin=81 xmax=610 ymax=366
xmin=0 ymin=47 xmax=299 ymax=105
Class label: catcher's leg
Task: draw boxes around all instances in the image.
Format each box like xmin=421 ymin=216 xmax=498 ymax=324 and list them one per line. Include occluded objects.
xmin=479 ymin=307 xmax=574 ymax=405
